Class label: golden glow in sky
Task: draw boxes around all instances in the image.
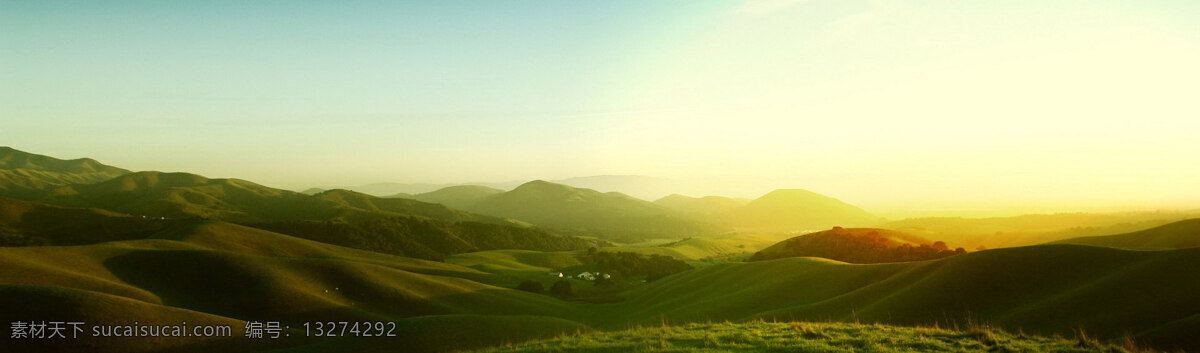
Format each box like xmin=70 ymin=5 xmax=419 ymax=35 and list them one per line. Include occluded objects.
xmin=2 ymin=0 xmax=1197 ymax=213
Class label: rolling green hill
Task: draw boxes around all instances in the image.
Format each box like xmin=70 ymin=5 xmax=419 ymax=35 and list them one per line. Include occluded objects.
xmin=723 ymin=189 xmax=878 ymax=230
xmin=748 ymin=227 xmax=962 ymax=263
xmin=463 ymin=180 xmax=725 ymax=241
xmin=1051 ymin=218 xmax=1200 ymax=250
xmin=35 ymin=171 xmax=504 ymax=224
xmin=0 ymin=220 xmax=591 ymax=353
xmin=4 ymin=217 xmax=1199 ymax=351
xmin=596 ymin=245 xmax=1200 ymax=352
xmin=251 ymin=216 xmax=602 ymax=261
xmin=6 ymin=171 xmax=599 ymax=261
xmin=0 ymin=147 xmax=130 ymax=199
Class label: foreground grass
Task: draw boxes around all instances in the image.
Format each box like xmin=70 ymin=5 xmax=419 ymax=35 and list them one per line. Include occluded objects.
xmin=474 ymin=321 xmax=1140 ymax=353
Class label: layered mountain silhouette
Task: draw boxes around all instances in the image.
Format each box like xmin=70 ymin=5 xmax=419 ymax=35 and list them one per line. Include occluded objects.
xmin=33 ymin=171 xmax=502 ymax=224
xmin=402 ymin=182 xmax=881 ymax=240
xmin=455 ymin=180 xmax=723 ymax=240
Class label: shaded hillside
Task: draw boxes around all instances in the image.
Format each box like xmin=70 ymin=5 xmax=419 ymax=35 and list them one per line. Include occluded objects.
xmin=606 ymin=245 xmax=1200 ymax=352
xmin=0 ymin=221 xmax=590 ymax=353
xmin=1051 ymin=218 xmax=1200 ymax=250
xmin=0 ymin=146 xmax=130 ymax=199
xmin=748 ymin=227 xmax=963 ymax=263
xmin=406 ymin=185 xmax=505 ymax=209
xmin=34 ymin=171 xmax=505 ymax=224
xmin=723 ymin=189 xmax=878 ymax=229
xmin=653 ymin=194 xmax=749 ymax=216
xmin=253 ymin=216 xmax=604 ymax=261
xmin=0 ymin=197 xmax=177 ymax=246
xmin=465 ymin=180 xmax=724 ymax=241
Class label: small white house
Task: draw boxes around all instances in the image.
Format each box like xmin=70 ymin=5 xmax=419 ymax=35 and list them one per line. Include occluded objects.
xmin=601 ymin=273 xmax=612 ymax=279
xmin=548 ymin=272 xmax=564 ymax=278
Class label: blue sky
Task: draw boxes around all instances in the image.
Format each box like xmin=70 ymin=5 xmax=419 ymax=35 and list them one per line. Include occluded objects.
xmin=3 ymin=0 xmax=1199 ymax=212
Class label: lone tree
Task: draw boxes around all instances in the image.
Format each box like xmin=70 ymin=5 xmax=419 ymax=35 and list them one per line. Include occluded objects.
xmin=549 ymin=280 xmax=573 ymax=297
xmin=516 ymin=280 xmax=544 ymax=294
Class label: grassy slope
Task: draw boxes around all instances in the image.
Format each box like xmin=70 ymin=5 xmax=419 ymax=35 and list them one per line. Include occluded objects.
xmin=471 ymin=321 xmax=1135 ymax=353
xmin=591 ymin=245 xmax=1200 ymax=351
xmin=0 ymin=196 xmax=178 ymax=246
xmin=35 ymin=171 xmax=504 ymax=224
xmin=445 ymin=233 xmax=781 ymax=280
xmin=1051 ymin=218 xmax=1200 ymax=250
xmin=4 ymin=221 xmax=1199 ymax=351
xmin=0 ymin=221 xmax=591 ymax=352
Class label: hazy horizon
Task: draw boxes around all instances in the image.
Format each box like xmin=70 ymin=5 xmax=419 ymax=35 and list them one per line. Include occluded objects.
xmin=4 ymin=0 xmax=1198 ymax=214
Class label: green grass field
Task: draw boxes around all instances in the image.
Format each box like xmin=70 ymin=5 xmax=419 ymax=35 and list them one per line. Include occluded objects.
xmin=470 ymin=321 xmax=1140 ymax=353
xmin=3 ymin=213 xmax=1199 ymax=352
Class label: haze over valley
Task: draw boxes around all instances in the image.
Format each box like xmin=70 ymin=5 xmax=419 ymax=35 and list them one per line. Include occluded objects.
xmin=3 ymin=1 xmax=1199 ymax=352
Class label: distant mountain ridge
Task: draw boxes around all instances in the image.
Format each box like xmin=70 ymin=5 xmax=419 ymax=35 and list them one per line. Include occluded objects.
xmin=403 ymin=182 xmax=880 ymax=238
xmin=448 ymin=180 xmax=726 ymax=241
xmin=726 ymin=189 xmax=877 ymax=229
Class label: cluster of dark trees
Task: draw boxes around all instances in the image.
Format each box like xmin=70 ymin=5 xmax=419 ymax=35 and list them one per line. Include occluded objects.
xmin=584 ymin=249 xmax=693 ymax=281
xmin=749 ymin=230 xmax=965 ymax=263
xmin=516 ymin=280 xmax=574 ymax=297
xmin=254 ymin=216 xmax=599 ymax=261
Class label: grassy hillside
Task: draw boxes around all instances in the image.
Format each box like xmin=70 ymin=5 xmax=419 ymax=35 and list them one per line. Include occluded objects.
xmin=464 ymin=180 xmax=724 ymax=241
xmin=0 ymin=146 xmax=130 ymax=199
xmin=595 ymin=245 xmax=1200 ymax=351
xmin=748 ymin=227 xmax=963 ymax=263
xmin=8 ymin=172 xmax=600 ymax=265
xmin=1051 ymin=218 xmax=1200 ymax=250
xmin=472 ymin=321 xmax=1139 ymax=353
xmin=4 ymin=219 xmax=1199 ymax=351
xmin=32 ymin=171 xmax=506 ymax=224
xmin=252 ymin=216 xmax=602 ymax=261
xmin=0 ymin=220 xmax=591 ymax=352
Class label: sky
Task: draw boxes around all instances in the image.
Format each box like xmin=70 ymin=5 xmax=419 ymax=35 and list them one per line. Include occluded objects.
xmin=3 ymin=0 xmax=1199 ymax=214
